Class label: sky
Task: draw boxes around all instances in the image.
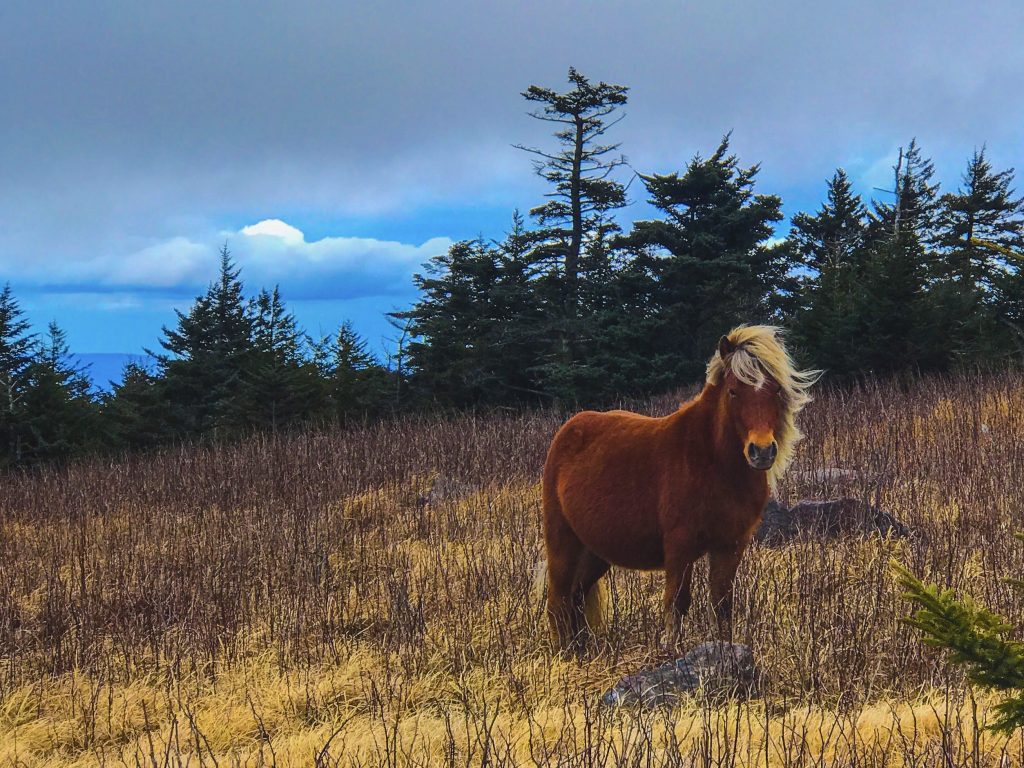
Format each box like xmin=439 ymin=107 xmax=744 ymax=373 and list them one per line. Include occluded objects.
xmin=3 ymin=0 xmax=1024 ymax=380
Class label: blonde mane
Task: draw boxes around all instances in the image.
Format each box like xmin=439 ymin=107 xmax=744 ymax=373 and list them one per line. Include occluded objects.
xmin=705 ymin=325 xmax=820 ymax=488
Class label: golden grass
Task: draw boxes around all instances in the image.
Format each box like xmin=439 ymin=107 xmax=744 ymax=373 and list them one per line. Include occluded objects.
xmin=1 ymin=376 xmax=1023 ymax=765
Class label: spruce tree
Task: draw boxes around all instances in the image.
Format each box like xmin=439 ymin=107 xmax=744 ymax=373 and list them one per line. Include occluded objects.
xmin=515 ymin=67 xmax=629 ymax=400
xmin=239 ymin=286 xmax=320 ymax=431
xmin=20 ymin=322 xmax=98 ymax=463
xmin=0 ymin=284 xmax=35 ymax=466
xmin=623 ymin=135 xmax=792 ymax=383
xmin=791 ymin=169 xmax=868 ymax=274
xmin=323 ymin=321 xmax=391 ymax=421
xmin=894 ymin=545 xmax=1024 ymax=734
xmin=936 ymin=147 xmax=1024 ymax=287
xmin=870 ymin=139 xmax=941 ymax=241
xmin=396 ymin=239 xmax=510 ymax=406
xmin=790 ymin=169 xmax=869 ymax=373
xmin=154 ymin=244 xmax=253 ymax=439
xmin=929 ymin=150 xmax=1024 ymax=364
xmin=852 ymin=231 xmax=929 ymax=374
xmin=101 ymin=361 xmax=167 ymax=451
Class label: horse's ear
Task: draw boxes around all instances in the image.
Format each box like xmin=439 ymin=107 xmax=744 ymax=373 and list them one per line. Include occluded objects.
xmin=718 ymin=335 xmax=735 ymax=359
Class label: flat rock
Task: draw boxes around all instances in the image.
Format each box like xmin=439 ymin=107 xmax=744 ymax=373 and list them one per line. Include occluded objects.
xmin=791 ymin=467 xmax=863 ymax=485
xmin=601 ymin=641 xmax=758 ymax=708
xmin=418 ymin=474 xmax=479 ymax=506
xmin=756 ymin=497 xmax=909 ymax=545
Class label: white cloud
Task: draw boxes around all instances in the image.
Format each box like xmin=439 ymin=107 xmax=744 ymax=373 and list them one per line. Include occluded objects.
xmin=240 ymin=219 xmax=305 ymax=244
xmin=2 ymin=219 xmax=451 ymax=302
xmin=232 ymin=220 xmax=451 ymax=299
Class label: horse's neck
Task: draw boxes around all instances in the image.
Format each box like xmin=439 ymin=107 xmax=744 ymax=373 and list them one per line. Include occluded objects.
xmin=672 ymin=388 xmax=748 ymax=473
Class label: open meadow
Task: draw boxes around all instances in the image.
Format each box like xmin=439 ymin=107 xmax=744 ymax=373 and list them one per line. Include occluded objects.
xmin=1 ymin=375 xmax=1023 ymax=766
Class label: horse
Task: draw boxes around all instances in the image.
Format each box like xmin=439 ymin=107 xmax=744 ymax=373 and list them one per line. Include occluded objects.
xmin=540 ymin=325 xmax=818 ymax=652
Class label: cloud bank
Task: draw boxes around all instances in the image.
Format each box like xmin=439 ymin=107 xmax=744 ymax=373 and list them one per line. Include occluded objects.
xmin=5 ymin=220 xmax=451 ymax=301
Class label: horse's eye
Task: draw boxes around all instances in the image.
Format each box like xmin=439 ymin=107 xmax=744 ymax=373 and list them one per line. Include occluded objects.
xmin=728 ymin=388 xmax=737 ymax=398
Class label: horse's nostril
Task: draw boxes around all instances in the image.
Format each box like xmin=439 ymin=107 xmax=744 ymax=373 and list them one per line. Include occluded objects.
xmin=747 ymin=443 xmax=757 ymax=459
xmin=769 ymin=442 xmax=778 ymax=458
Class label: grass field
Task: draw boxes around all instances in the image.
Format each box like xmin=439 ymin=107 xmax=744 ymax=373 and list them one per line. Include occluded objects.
xmin=1 ymin=375 xmax=1023 ymax=766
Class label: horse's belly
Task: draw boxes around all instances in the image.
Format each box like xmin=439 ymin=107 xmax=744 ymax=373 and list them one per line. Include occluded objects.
xmin=565 ymin=503 xmax=665 ymax=570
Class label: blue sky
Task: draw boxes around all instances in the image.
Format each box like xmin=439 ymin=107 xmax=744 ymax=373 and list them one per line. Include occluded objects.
xmin=3 ymin=0 xmax=1023 ymax=379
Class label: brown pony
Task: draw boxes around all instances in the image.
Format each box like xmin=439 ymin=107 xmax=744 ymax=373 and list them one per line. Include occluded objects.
xmin=541 ymin=325 xmax=818 ymax=651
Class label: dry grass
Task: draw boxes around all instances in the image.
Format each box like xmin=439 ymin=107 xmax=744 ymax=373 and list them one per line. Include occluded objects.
xmin=0 ymin=376 xmax=1023 ymax=766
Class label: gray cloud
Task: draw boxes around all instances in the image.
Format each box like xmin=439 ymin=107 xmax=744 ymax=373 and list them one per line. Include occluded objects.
xmin=2 ymin=0 xmax=1023 ymax=282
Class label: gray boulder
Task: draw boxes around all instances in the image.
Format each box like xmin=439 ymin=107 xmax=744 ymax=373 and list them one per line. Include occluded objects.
xmin=755 ymin=497 xmax=909 ymax=545
xmin=791 ymin=467 xmax=863 ymax=485
xmin=601 ymin=641 xmax=758 ymax=708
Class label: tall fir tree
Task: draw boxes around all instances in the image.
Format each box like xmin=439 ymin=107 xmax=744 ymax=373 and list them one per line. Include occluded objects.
xmin=397 ymin=238 xmax=515 ymax=406
xmin=622 ymin=135 xmax=793 ymax=385
xmin=853 ymin=231 xmax=930 ymax=375
xmin=936 ymin=147 xmax=1024 ymax=287
xmin=20 ymin=322 xmax=98 ymax=464
xmin=154 ymin=244 xmax=253 ymax=439
xmin=928 ymin=149 xmax=1024 ymax=364
xmin=870 ymin=138 xmax=941 ymax=242
xmin=0 ymin=284 xmax=35 ymax=467
xmin=239 ymin=286 xmax=321 ymax=431
xmin=515 ymin=67 xmax=629 ymax=401
xmin=101 ymin=361 xmax=167 ymax=452
xmin=790 ymin=169 xmax=869 ymax=374
xmin=320 ymin=321 xmax=392 ymax=421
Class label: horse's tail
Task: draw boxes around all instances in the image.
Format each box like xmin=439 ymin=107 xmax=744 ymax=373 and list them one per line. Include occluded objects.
xmin=583 ymin=575 xmax=610 ymax=634
xmin=532 ymin=558 xmax=610 ymax=634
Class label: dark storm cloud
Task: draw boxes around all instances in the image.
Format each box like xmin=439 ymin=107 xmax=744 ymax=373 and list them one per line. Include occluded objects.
xmin=2 ymin=0 xmax=1023 ymax=294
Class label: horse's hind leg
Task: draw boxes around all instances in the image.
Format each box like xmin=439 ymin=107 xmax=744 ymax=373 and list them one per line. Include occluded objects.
xmin=545 ymin=542 xmax=583 ymax=652
xmin=543 ymin=497 xmax=586 ymax=652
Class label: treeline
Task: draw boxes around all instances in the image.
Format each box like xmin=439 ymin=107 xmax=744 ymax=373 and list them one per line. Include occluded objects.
xmin=0 ymin=250 xmax=395 ymax=468
xmin=2 ymin=67 xmax=1023 ymax=467
xmin=397 ymin=69 xmax=1024 ymax=406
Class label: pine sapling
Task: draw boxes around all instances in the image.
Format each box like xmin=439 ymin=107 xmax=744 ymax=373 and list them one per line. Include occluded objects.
xmin=893 ymin=534 xmax=1024 ymax=733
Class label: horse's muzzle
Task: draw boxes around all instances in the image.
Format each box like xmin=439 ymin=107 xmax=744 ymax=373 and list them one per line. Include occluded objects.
xmin=746 ymin=441 xmax=777 ymax=470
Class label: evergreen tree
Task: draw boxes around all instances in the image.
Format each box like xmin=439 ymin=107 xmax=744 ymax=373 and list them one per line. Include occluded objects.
xmin=20 ymin=322 xmax=98 ymax=464
xmin=928 ymin=150 xmax=1024 ymax=364
xmin=870 ymin=139 xmax=941 ymax=241
xmin=852 ymin=231 xmax=930 ymax=374
xmin=239 ymin=286 xmax=321 ymax=431
xmin=0 ymin=284 xmax=34 ymax=466
xmin=322 ymin=321 xmax=392 ymax=421
xmin=894 ymin=545 xmax=1024 ymax=734
xmin=622 ymin=135 xmax=793 ymax=384
xmin=936 ymin=147 xmax=1024 ymax=287
xmin=790 ymin=169 xmax=869 ymax=373
xmin=834 ymin=141 xmax=941 ymax=375
xmin=791 ymin=169 xmax=868 ymax=274
xmin=397 ymin=239 xmax=514 ymax=406
xmin=101 ymin=361 xmax=167 ymax=451
xmin=154 ymin=244 xmax=253 ymax=439
xmin=515 ymin=67 xmax=629 ymax=399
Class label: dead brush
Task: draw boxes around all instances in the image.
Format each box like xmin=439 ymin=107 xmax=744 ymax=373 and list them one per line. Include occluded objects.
xmin=0 ymin=375 xmax=1022 ymax=765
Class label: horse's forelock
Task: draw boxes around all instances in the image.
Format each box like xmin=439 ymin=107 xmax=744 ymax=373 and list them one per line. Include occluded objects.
xmin=706 ymin=325 xmax=821 ymax=489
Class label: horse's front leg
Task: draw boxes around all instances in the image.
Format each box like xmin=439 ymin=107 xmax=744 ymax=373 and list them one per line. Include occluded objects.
xmin=708 ymin=543 xmax=748 ymax=641
xmin=661 ymin=550 xmax=695 ymax=653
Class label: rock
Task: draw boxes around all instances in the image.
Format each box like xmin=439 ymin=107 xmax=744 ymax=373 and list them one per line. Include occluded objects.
xmin=418 ymin=474 xmax=478 ymax=506
xmin=791 ymin=467 xmax=863 ymax=485
xmin=755 ymin=497 xmax=909 ymax=545
xmin=756 ymin=499 xmax=798 ymax=544
xmin=600 ymin=641 xmax=758 ymax=708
